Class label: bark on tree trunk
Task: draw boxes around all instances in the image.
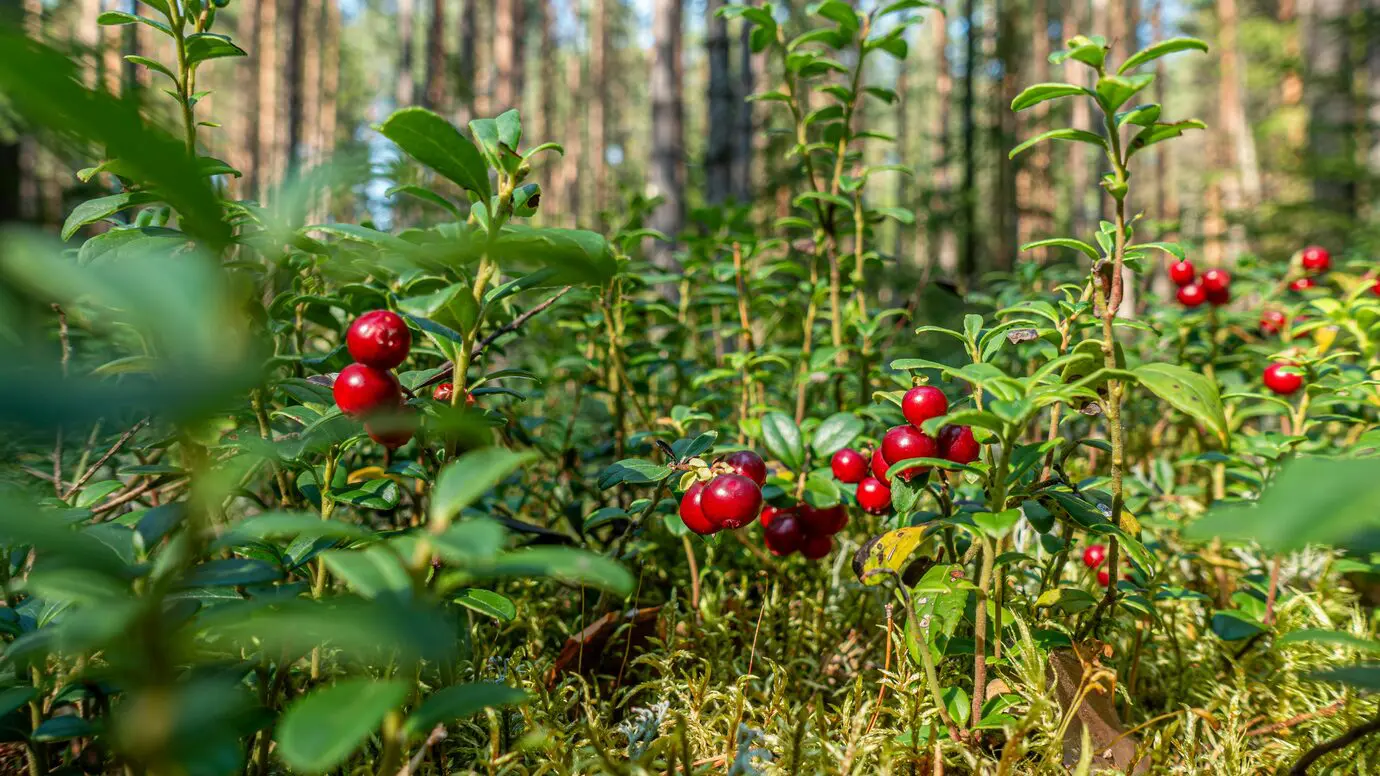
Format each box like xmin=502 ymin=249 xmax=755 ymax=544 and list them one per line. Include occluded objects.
xmin=1305 ymin=0 xmax=1357 ymax=225
xmin=705 ymin=0 xmax=732 ymax=204
xmin=929 ymin=1 xmax=958 ymax=277
xmin=494 ymin=0 xmax=515 ymax=112
xmin=424 ymin=0 xmax=445 ymax=111
xmin=456 ymin=0 xmax=476 ymax=123
xmin=732 ymin=19 xmax=754 ymax=203
xmin=648 ymin=0 xmax=684 ymax=271
xmin=397 ymin=0 xmax=415 ymax=108
xmin=958 ymin=0 xmax=979 ymax=283
xmin=255 ymin=0 xmax=279 ymax=199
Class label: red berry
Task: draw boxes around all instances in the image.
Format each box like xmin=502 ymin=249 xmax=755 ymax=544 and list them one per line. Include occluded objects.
xmin=1177 ymin=284 xmax=1206 ymax=308
xmin=938 ymin=425 xmax=980 ymax=465
xmin=1301 ymin=245 xmax=1331 ymax=273
xmin=763 ymin=512 xmax=804 ymax=556
xmin=800 ymin=534 xmax=833 ymax=560
xmin=365 ymin=409 xmax=417 ymax=449
xmin=759 ymin=504 xmax=780 ymax=527
xmin=679 ymin=482 xmax=718 ymax=535
xmin=881 ymin=425 xmax=939 ymax=482
xmin=720 ymin=451 xmax=767 ymax=487
xmin=856 ymin=477 xmax=891 ymax=515
xmin=1200 ymin=269 xmax=1230 ymax=294
xmin=1168 ymin=260 xmax=1196 ymax=286
xmin=1370 ymin=279 xmax=1380 ymax=297
xmin=333 ymin=363 xmax=402 ymax=416
xmin=1263 ymin=362 xmax=1304 ymax=396
xmin=1082 ymin=544 xmax=1107 ymax=568
xmin=1260 ymin=310 xmax=1287 ymax=336
xmin=1205 ymin=285 xmax=1231 ymax=306
xmin=433 ymin=382 xmax=454 ymax=402
xmin=701 ymin=474 xmax=763 ymax=530
xmin=1097 ymin=568 xmax=1111 ymax=587
xmin=799 ymin=504 xmax=847 ymax=535
xmin=830 ymin=448 xmax=868 ymax=483
xmin=346 ymin=310 xmax=412 ymax=369
xmin=1290 ymin=277 xmax=1316 ymax=292
xmin=870 ymin=448 xmax=891 ymax=485
xmin=901 ymin=385 xmax=949 ymax=427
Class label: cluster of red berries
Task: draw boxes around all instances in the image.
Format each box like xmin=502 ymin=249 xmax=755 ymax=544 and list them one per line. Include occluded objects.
xmin=1168 ymin=260 xmax=1231 ymax=308
xmin=678 ymin=451 xmax=768 ymax=536
xmin=333 ymin=310 xmax=416 ymax=449
xmin=761 ymin=502 xmax=847 ymax=559
xmin=1288 ymin=245 xmax=1329 ymax=292
xmin=1081 ymin=543 xmax=1116 ymax=587
xmin=829 ymin=386 xmax=980 ymax=516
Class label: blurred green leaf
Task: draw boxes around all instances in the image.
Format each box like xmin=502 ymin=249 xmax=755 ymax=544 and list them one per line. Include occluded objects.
xmin=276 ymin=678 xmax=410 ymax=773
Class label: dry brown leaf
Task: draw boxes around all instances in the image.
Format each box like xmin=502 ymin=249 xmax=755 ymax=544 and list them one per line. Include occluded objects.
xmin=545 ymin=605 xmax=662 ymax=689
xmin=1048 ymin=642 xmax=1149 ymax=774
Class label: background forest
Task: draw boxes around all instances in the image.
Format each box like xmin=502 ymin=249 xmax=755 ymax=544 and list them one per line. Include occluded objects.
xmin=4 ymin=0 xmax=1379 ymax=281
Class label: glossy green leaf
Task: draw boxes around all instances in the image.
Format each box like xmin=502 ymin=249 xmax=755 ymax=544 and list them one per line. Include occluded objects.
xmin=1133 ymin=363 xmax=1227 ymax=445
xmin=811 ymin=412 xmax=863 ymax=457
xmin=379 ymin=107 xmax=492 ymax=203
xmin=1009 ymin=128 xmax=1106 ymax=159
xmin=276 ymin=678 xmax=410 ymax=773
xmin=761 ymin=412 xmax=806 ymax=472
xmin=404 ymin=683 xmax=528 ymax=738
xmin=1118 ymin=36 xmax=1209 ymax=74
xmin=1010 ymin=83 xmax=1093 ymax=111
xmin=431 ymin=447 xmax=537 ymax=527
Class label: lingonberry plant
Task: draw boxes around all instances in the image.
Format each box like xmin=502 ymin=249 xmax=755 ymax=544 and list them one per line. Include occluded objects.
xmin=2 ymin=1 xmax=1380 ymax=774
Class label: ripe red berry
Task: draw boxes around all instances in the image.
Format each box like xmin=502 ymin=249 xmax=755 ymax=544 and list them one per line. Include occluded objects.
xmin=679 ymin=482 xmax=718 ymax=535
xmin=1082 ymin=544 xmax=1107 ymax=568
xmin=365 ymin=410 xmax=416 ymax=449
xmin=720 ymin=450 xmax=767 ymax=487
xmin=856 ymin=477 xmax=892 ymax=515
xmin=1097 ymin=568 xmax=1111 ymax=587
xmin=1263 ymin=362 xmax=1304 ymax=396
xmin=800 ymin=534 xmax=833 ymax=560
xmin=881 ymin=425 xmax=939 ymax=482
xmin=938 ymin=425 xmax=980 ymax=465
xmin=763 ymin=512 xmax=804 ymax=556
xmin=333 ymin=363 xmax=402 ymax=416
xmin=346 ymin=310 xmax=412 ymax=369
xmin=870 ymin=448 xmax=891 ymax=485
xmin=1177 ymin=284 xmax=1206 ymax=308
xmin=759 ymin=504 xmax=780 ymax=527
xmin=1371 ymin=279 xmax=1380 ymax=297
xmin=433 ymin=382 xmax=454 ymax=402
xmin=901 ymin=385 xmax=949 ymax=427
xmin=1200 ymin=269 xmax=1231 ymax=293
xmin=1289 ymin=277 xmax=1316 ymax=292
xmin=701 ymin=473 xmax=763 ymax=530
xmin=1301 ymin=245 xmax=1331 ymax=273
xmin=830 ymin=448 xmax=868 ymax=483
xmin=1205 ymin=285 xmax=1231 ymax=306
xmin=799 ymin=504 xmax=847 ymax=535
xmin=1260 ymin=310 xmax=1287 ymax=336
xmin=1168 ymin=260 xmax=1196 ymax=287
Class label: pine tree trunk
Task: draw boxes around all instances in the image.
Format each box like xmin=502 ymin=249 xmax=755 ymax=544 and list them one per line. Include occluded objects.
xmin=457 ymin=0 xmax=476 ymax=123
xmin=929 ymin=0 xmax=958 ymax=277
xmin=731 ymin=20 xmax=754 ymax=202
xmin=705 ymin=0 xmax=732 ymax=204
xmin=302 ymin=0 xmax=322 ymax=168
xmin=1305 ymin=0 xmax=1356 ymax=224
xmin=648 ymin=0 xmax=684 ymax=271
xmin=287 ymin=0 xmax=306 ymax=175
xmin=255 ymin=0 xmax=278 ymax=199
xmin=958 ymin=0 xmax=979 ymax=282
xmin=1067 ymin=0 xmax=1092 ymax=237
xmin=536 ymin=0 xmax=553 ymax=146
xmin=424 ymin=0 xmax=445 ymax=110
xmin=590 ymin=0 xmax=610 ymax=217
xmin=563 ymin=49 xmax=585 ymax=224
xmin=495 ymin=0 xmax=516 ymax=112
xmin=101 ymin=0 xmax=121 ymax=93
xmin=397 ymin=0 xmax=415 ymax=108
xmin=1017 ymin=0 xmax=1053 ymax=263
xmin=319 ymin=0 xmax=340 ymax=217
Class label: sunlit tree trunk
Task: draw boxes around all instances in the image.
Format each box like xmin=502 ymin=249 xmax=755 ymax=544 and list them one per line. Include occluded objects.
xmin=1066 ymin=0 xmax=1092 ymax=237
xmin=590 ymin=0 xmax=609 ymax=217
xmin=1017 ymin=0 xmax=1053 ymax=263
xmin=255 ymin=0 xmax=278 ymax=199
xmin=1305 ymin=0 xmax=1356 ymax=225
xmin=456 ymin=0 xmax=477 ymax=123
xmin=423 ymin=0 xmax=445 ymax=110
xmin=958 ymin=0 xmax=978 ymax=282
xmin=494 ymin=0 xmax=516 ymax=112
xmin=928 ymin=2 xmax=958 ymax=277
xmin=563 ymin=48 xmax=585 ymax=224
xmin=101 ymin=0 xmax=121 ymax=93
xmin=648 ymin=0 xmax=683 ymax=270
xmin=536 ymin=0 xmax=553 ymax=144
xmin=731 ymin=20 xmax=754 ymax=202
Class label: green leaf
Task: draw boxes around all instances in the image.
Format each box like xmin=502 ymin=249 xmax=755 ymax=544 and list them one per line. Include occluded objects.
xmin=1010 ymin=83 xmax=1093 ymax=111
xmin=452 ymin=588 xmax=517 ymax=622
xmin=180 ymin=558 xmax=283 ymax=588
xmin=1009 ymin=128 xmax=1106 ymax=159
xmin=61 ymin=192 xmax=160 ymax=240
xmin=216 ymin=511 xmax=372 ymax=547
xmin=96 ymin=10 xmax=172 ymax=36
xmin=379 ymin=107 xmax=492 ymax=203
xmin=33 ymin=715 xmax=95 ymax=742
xmin=597 ymin=459 xmax=675 ymax=489
xmin=481 ymin=547 xmax=634 ymax=596
xmin=1095 ymin=73 xmax=1155 ymax=112
xmin=404 ymin=683 xmax=528 ymax=738
xmin=0 ymin=687 xmax=36 ymax=719
xmin=1307 ymin=665 xmax=1380 ymax=691
xmin=1279 ymin=629 xmax=1380 ymax=652
xmin=431 ymin=447 xmax=537 ymax=528
xmin=1128 ymin=120 xmax=1207 ymax=155
xmin=184 ymin=33 xmax=246 ymax=66
xmin=1188 ymin=457 xmax=1380 ymax=553
xmin=814 ymin=0 xmax=860 ymax=32
xmin=1118 ymin=37 xmax=1209 ymax=74
xmin=385 ymin=184 xmax=462 ymax=218
xmin=486 ymin=226 xmax=616 ymax=283
xmin=321 ymin=546 xmax=412 ymax=599
xmin=974 ymin=509 xmax=1022 ymax=539
xmin=1211 ymin=609 xmax=1265 ymax=641
xmin=811 ymin=412 xmax=863 ymax=457
xmin=1133 ymin=363 xmax=1228 ymax=445
xmin=761 ymin=412 xmax=806 ymax=472
xmin=276 ymin=678 xmax=410 ymax=774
